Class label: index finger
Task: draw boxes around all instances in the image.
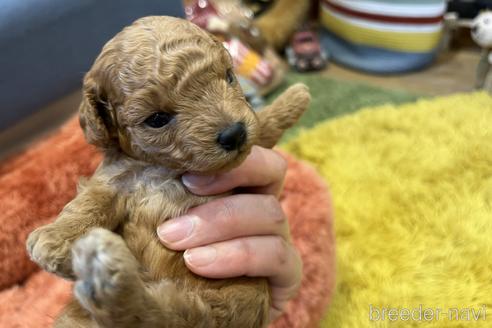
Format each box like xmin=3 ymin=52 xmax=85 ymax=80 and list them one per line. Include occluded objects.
xmin=182 ymin=146 xmax=287 ymax=197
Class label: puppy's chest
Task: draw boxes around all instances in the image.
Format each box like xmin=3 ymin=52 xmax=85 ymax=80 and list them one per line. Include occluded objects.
xmin=113 ymin=166 xmax=222 ymax=280
xmin=120 ymin=167 xmax=216 ymax=228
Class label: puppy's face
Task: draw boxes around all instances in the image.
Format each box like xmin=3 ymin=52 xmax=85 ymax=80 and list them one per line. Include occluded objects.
xmin=80 ymin=17 xmax=260 ymax=173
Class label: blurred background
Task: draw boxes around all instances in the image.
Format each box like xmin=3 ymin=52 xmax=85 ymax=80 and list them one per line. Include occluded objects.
xmin=0 ymin=0 xmax=489 ymax=159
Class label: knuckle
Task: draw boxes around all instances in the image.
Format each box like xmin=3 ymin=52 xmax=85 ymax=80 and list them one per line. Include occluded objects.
xmin=238 ymin=238 xmax=254 ymax=267
xmin=217 ymin=197 xmax=237 ymax=223
xmin=271 ymin=236 xmax=289 ymax=267
xmin=264 ymin=194 xmax=278 ymax=208
xmin=263 ymin=195 xmax=286 ymax=224
xmin=274 ymin=153 xmax=288 ymax=179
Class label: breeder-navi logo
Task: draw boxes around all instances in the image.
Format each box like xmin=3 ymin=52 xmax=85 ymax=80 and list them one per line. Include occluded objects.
xmin=369 ymin=304 xmax=487 ymax=322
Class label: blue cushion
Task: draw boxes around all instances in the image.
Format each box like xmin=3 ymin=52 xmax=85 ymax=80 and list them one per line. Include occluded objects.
xmin=0 ymin=0 xmax=184 ymax=131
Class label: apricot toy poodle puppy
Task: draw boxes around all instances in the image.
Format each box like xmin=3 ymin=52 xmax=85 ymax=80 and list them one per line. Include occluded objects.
xmin=27 ymin=16 xmax=310 ymax=328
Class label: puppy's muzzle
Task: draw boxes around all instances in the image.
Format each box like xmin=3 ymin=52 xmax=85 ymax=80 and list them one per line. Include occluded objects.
xmin=217 ymin=122 xmax=247 ymax=151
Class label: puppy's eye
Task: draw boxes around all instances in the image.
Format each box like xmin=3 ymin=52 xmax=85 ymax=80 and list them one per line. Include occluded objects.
xmin=144 ymin=112 xmax=173 ymax=128
xmin=226 ymin=68 xmax=236 ymax=85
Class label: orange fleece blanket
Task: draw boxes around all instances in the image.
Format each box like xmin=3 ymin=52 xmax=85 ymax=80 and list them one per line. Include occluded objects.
xmin=0 ymin=117 xmax=335 ymax=328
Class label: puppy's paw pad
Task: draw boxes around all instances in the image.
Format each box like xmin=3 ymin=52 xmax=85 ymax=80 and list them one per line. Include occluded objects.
xmin=72 ymin=228 xmax=135 ymax=309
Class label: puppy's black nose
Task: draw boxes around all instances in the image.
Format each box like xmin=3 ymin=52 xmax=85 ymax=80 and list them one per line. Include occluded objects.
xmin=217 ymin=122 xmax=247 ymax=151
xmin=472 ymin=25 xmax=478 ymax=34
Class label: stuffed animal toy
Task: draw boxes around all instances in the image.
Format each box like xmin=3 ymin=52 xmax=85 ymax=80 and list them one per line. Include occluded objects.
xmin=185 ymin=0 xmax=286 ymax=96
xmin=26 ymin=16 xmax=310 ymax=328
xmin=251 ymin=0 xmax=311 ymax=50
xmin=471 ymin=11 xmax=492 ymax=90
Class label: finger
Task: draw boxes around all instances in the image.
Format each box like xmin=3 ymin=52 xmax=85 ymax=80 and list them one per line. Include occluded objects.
xmin=183 ymin=236 xmax=302 ymax=289
xmin=157 ymin=194 xmax=289 ymax=250
xmin=182 ymin=146 xmax=287 ymax=197
xmin=183 ymin=236 xmax=303 ymax=319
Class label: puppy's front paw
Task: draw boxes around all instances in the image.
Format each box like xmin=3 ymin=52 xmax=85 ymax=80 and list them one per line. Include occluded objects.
xmin=72 ymin=228 xmax=141 ymax=313
xmin=26 ymin=224 xmax=75 ymax=278
xmin=281 ymin=83 xmax=311 ymax=110
xmin=269 ymin=83 xmax=311 ymax=130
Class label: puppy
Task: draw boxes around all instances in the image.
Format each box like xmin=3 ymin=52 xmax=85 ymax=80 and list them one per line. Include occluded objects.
xmin=26 ymin=16 xmax=310 ymax=328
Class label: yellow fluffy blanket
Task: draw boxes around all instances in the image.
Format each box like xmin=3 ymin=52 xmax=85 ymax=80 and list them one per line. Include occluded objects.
xmin=284 ymin=92 xmax=492 ymax=327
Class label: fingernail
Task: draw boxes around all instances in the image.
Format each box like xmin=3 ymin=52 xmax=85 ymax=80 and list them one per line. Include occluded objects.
xmin=157 ymin=215 xmax=196 ymax=244
xmin=182 ymin=174 xmax=215 ymax=189
xmin=184 ymin=247 xmax=217 ymax=267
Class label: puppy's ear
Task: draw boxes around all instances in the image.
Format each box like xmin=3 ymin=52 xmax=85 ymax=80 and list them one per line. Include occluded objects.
xmin=256 ymin=83 xmax=310 ymax=148
xmin=79 ymin=75 xmax=117 ymax=148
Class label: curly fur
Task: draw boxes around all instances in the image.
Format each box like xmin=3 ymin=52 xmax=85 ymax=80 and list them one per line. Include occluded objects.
xmin=26 ymin=16 xmax=310 ymax=328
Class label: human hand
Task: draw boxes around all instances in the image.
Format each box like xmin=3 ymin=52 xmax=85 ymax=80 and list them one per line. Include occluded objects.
xmin=157 ymin=146 xmax=302 ymax=321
